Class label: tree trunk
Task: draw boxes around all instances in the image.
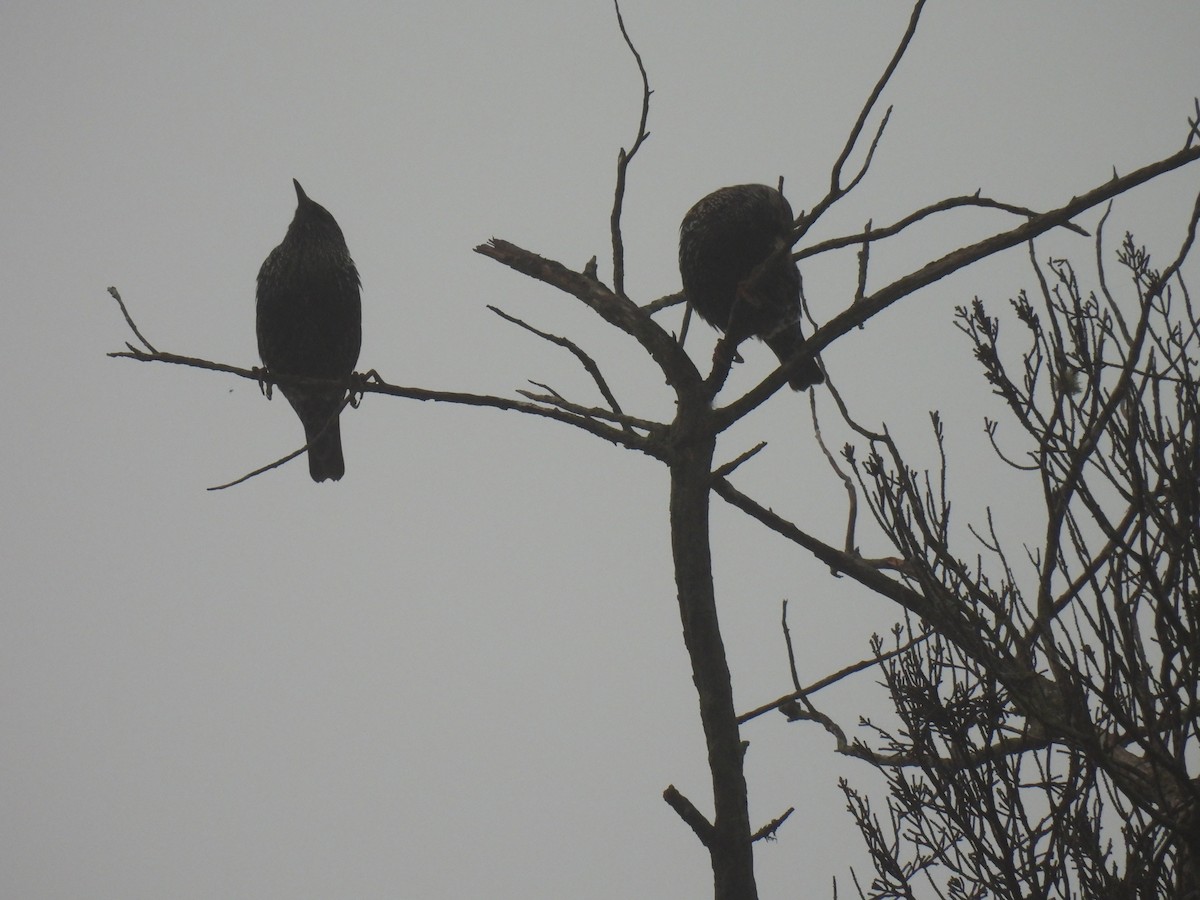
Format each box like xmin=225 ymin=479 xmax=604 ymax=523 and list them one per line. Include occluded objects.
xmin=669 ymin=408 xmax=758 ymax=900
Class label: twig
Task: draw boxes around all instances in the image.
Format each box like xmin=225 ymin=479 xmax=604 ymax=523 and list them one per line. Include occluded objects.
xmin=751 ymin=808 xmax=794 ymax=843
xmin=514 ymin=390 xmax=661 ymax=433
xmin=781 ymin=600 xmax=801 ymax=692
xmin=208 ymin=447 xmax=302 ymax=489
xmin=982 ymin=418 xmax=1039 ymax=472
xmin=641 ymin=290 xmax=685 ymax=314
xmin=837 ymin=107 xmax=893 ymax=204
xmin=106 ymin=286 xmax=159 ymax=354
xmin=208 ymin=391 xmax=355 ymax=489
xmin=526 ymin=381 xmax=565 ymax=402
xmin=810 ymin=384 xmax=860 ymax=554
xmin=677 ymin=300 xmax=693 ymax=348
xmin=854 ymin=221 xmax=872 ymax=303
xmin=711 ymin=442 xmax=766 ymax=480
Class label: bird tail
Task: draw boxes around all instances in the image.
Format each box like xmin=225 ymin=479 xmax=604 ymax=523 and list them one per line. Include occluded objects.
xmin=304 ymin=415 xmax=345 ymax=482
xmin=764 ymin=324 xmax=825 ymax=391
xmin=285 ymin=389 xmax=347 ymax=482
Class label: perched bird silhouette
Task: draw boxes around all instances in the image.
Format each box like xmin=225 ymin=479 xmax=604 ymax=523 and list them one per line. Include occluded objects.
xmin=256 ymin=180 xmax=362 ymax=482
xmin=679 ymin=183 xmax=824 ymax=390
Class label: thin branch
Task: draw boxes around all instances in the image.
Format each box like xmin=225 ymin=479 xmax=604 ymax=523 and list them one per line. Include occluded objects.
xmin=831 ymin=0 xmax=923 ymax=192
xmin=738 ymin=629 xmax=932 ymax=724
xmin=824 ymin=376 xmax=888 ymax=443
xmin=795 ymin=193 xmax=1089 ymax=264
xmin=610 ymin=0 xmax=652 ymax=296
xmin=110 ymin=347 xmax=666 ymax=459
xmin=789 ymin=0 xmax=925 ymax=244
xmin=336 ymin=377 xmax=667 ymax=455
xmin=110 ymin=346 xmax=266 ymax=380
xmin=211 ymin=444 xmax=306 ymax=489
xmin=838 ymin=107 xmax=893 ymax=203
xmin=488 ymin=304 xmax=629 ymax=429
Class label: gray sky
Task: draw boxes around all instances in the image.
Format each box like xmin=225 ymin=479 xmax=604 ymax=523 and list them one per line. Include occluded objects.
xmin=3 ymin=2 xmax=1198 ymax=897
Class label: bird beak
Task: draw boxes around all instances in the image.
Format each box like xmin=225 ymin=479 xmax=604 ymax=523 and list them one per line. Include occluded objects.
xmin=292 ymin=179 xmax=307 ymax=203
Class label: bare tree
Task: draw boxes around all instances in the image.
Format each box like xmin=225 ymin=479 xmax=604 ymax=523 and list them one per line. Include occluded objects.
xmin=108 ymin=3 xmax=1200 ymax=897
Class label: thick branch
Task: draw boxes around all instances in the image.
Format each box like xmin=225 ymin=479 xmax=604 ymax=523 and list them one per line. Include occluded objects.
xmin=715 ymin=143 xmax=1200 ymax=430
xmin=663 ymin=785 xmax=715 ymax=847
xmin=473 ymin=239 xmax=700 ymax=391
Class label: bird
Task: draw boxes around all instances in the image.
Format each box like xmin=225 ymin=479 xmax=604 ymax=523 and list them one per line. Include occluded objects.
xmin=256 ymin=179 xmax=362 ymax=482
xmin=678 ymin=183 xmax=824 ymax=390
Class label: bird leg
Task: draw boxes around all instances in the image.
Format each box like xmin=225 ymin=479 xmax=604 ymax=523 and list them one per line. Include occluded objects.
xmin=349 ymin=369 xmax=382 ymax=408
xmin=252 ymin=366 xmax=273 ymax=400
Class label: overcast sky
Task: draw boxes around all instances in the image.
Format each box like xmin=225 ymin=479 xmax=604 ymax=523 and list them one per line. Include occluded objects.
xmin=3 ymin=2 xmax=1198 ymax=897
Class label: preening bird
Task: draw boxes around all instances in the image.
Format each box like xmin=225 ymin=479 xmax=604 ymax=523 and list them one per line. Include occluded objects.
xmin=678 ymin=183 xmax=824 ymax=390
xmin=256 ymin=179 xmax=362 ymax=482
